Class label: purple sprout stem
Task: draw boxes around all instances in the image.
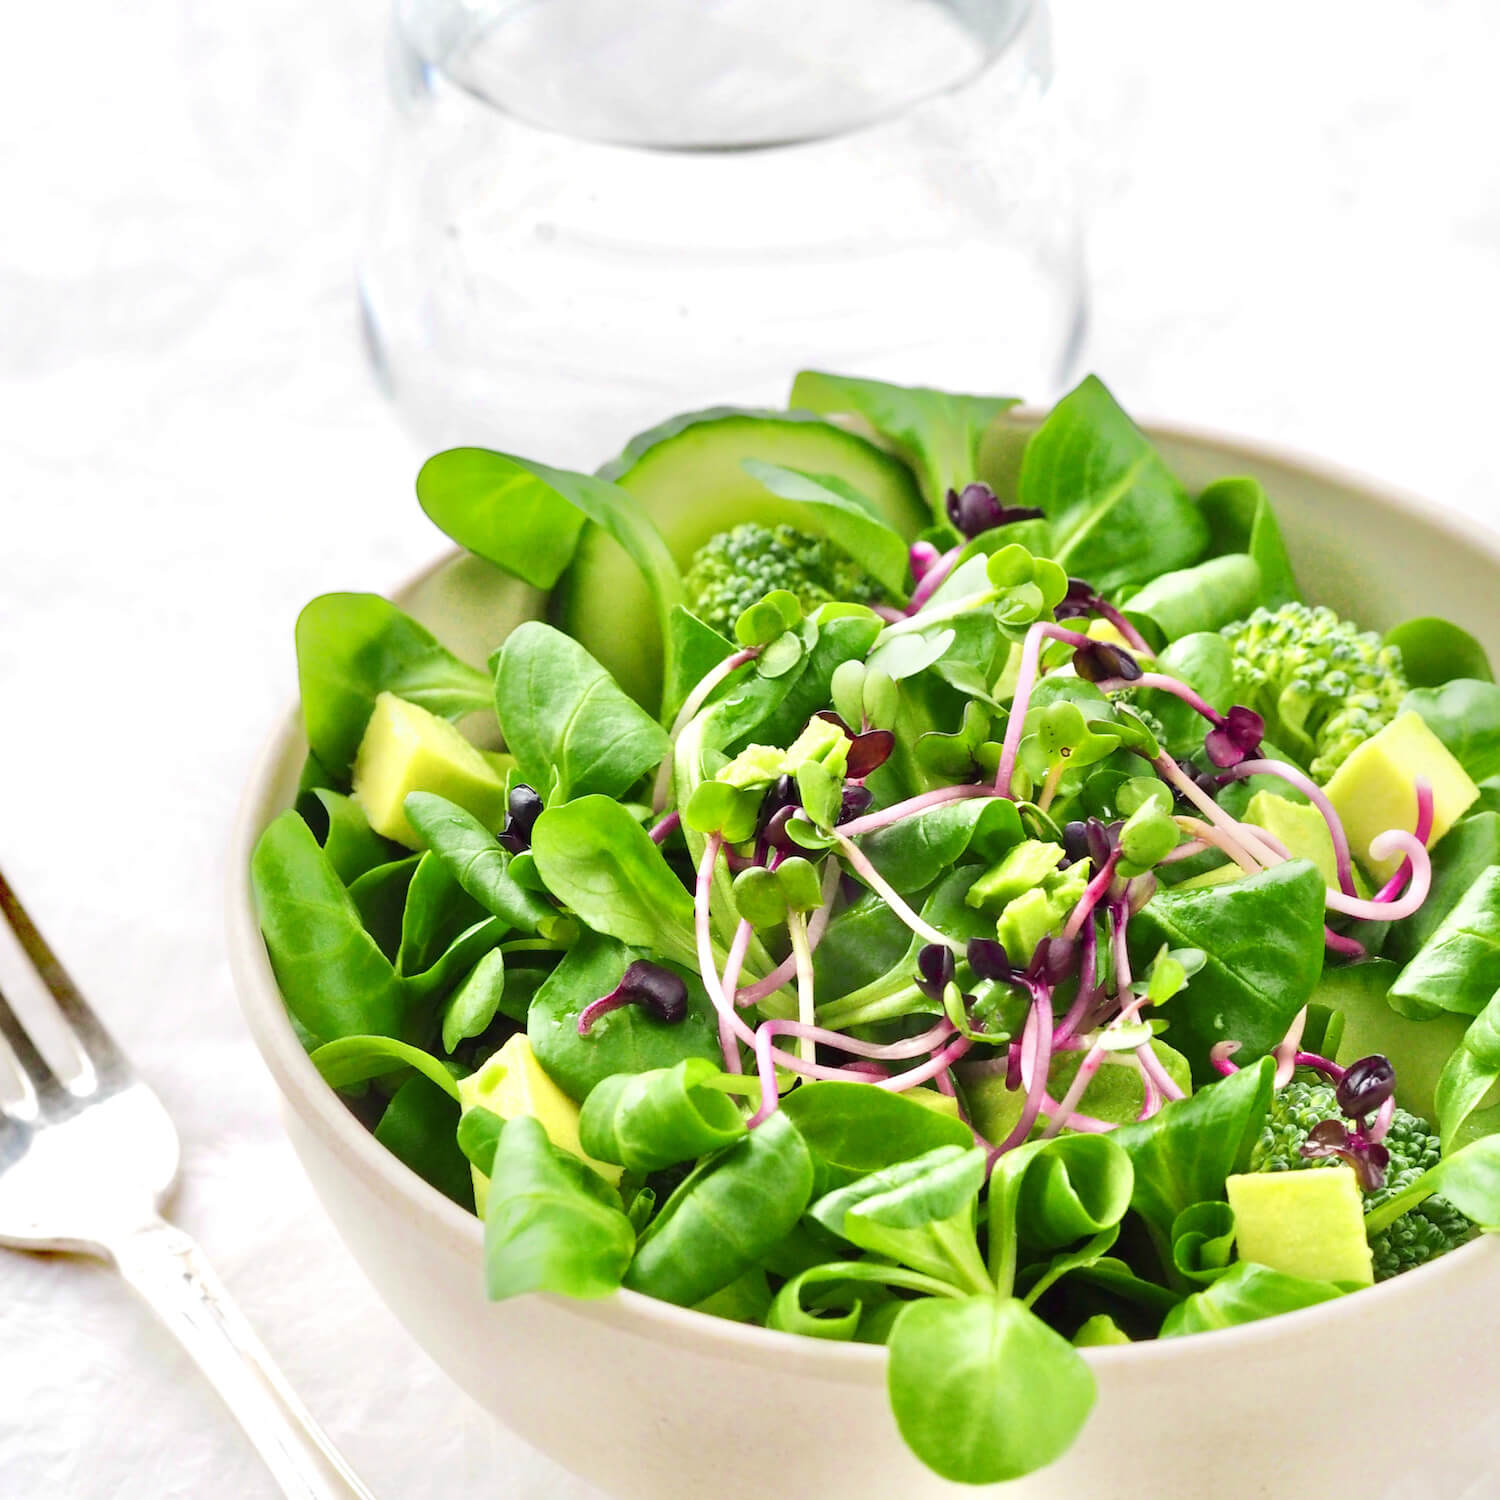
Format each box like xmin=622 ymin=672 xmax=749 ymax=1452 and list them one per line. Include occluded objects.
xmin=995 ymin=621 xmax=1098 ymax=798
xmin=1271 ymin=1007 xmax=1309 ymax=1087
xmin=877 ymin=1033 xmax=973 ymax=1093
xmin=1209 ymin=1041 xmax=1242 ymax=1077
xmin=835 ymin=833 xmax=963 ymax=952
xmin=1111 ymin=899 xmax=1133 ymax=1003
xmin=1052 ymin=918 xmax=1100 ymax=1046
xmin=1367 ymin=1093 xmax=1396 ymax=1145
xmin=873 ymin=604 xmax=907 ymax=623
xmin=909 ymin=539 xmax=943 ymax=582
xmin=835 ymin=783 xmax=995 ymax=839
xmin=1374 ymin=780 xmax=1436 ymax=900
xmin=1094 ymin=672 xmax=1224 ymax=727
xmin=1293 ymin=1051 xmax=1346 ymax=1083
xmin=904 ymin=544 xmax=963 ymax=614
xmin=1324 ymin=831 xmax=1432 ymax=921
xmin=1136 ymin=1058 xmax=1163 ymax=1121
xmin=648 ymin=811 xmax=681 ymax=845
xmin=1093 ymin=600 xmax=1153 ymax=654
xmin=654 ymin=646 xmax=761 ymax=811
xmin=990 ymin=986 xmax=1055 ymax=1158
xmin=1218 ymin=759 xmax=1358 ymax=897
xmin=1324 ymin=927 xmax=1367 ymax=959
xmin=1135 ymin=1041 xmax=1186 ymax=1104
xmin=1062 ymin=850 xmax=1123 ymax=942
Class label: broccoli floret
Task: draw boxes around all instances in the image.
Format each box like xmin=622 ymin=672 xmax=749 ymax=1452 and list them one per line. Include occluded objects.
xmin=1250 ymin=1077 xmax=1477 ymax=1280
xmin=1219 ymin=603 xmax=1408 ymax=781
xmin=682 ymin=524 xmax=884 ymax=637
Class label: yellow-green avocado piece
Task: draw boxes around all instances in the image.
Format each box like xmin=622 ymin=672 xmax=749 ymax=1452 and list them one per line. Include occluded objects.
xmin=1226 ymin=1165 xmax=1373 ymax=1287
xmin=1324 ymin=711 xmax=1478 ymax=881
xmin=1244 ymin=790 xmax=1341 ymax=890
xmin=458 ymin=1034 xmax=622 ymax=1214
xmin=351 ymin=691 xmax=509 ymax=848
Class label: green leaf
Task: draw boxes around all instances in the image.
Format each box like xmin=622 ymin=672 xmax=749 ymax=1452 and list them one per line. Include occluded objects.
xmin=440 ymin=948 xmax=508 ymax=1053
xmin=309 ymin=1034 xmax=462 ymax=1100
xmin=1196 ymin=476 xmax=1299 ymax=609
xmin=781 ymin=1080 xmax=975 ymax=1194
xmin=1363 ymin=1130 xmax=1500 ymax=1235
xmin=295 ymin=593 xmax=492 ymax=780
xmin=374 ymin=1075 xmax=472 ymax=1209
xmin=492 ymin=623 xmax=671 ymax=804
xmin=789 ymin=370 xmax=1018 ymax=512
xmin=1111 ymin=1057 xmax=1275 ymax=1243
xmin=578 ymin=1058 xmax=746 ymax=1172
xmin=1402 ymin=679 xmax=1500 ymax=782
xmin=1160 ymin=1260 xmax=1345 ymax=1337
xmin=1389 ymin=866 xmax=1500 ymax=1019
xmin=250 ymin=811 xmax=407 ymax=1042
xmin=1170 ymin=1201 xmax=1238 ymax=1284
xmin=809 ymin=1146 xmax=992 ymax=1295
xmin=456 ymin=1104 xmax=504 ymax=1175
xmin=1126 ymin=859 xmax=1327 ymax=1079
xmin=526 ymin=932 xmax=723 ymax=1102
xmin=886 ymin=1295 xmax=1095 ymax=1485
xmin=303 ymin=790 xmax=400 ymax=886
xmin=1018 ymin=375 xmax=1209 ymax=592
xmin=345 ymin=855 xmax=419 ymax=962
xmin=484 ymin=1115 xmax=635 ymax=1300
xmin=1385 ymin=617 xmax=1493 ymax=689
xmin=1122 ymin=554 xmax=1263 ymax=649
xmin=854 ymin=796 xmax=1022 ymax=895
xmin=767 ymin=1261 xmax=963 ymax=1341
xmin=1434 ymin=989 xmax=1500 ymax=1148
xmin=404 ymin=792 xmax=557 ymax=935
xmin=394 ymin=850 xmax=487 ymax=978
xmin=986 ymin=1135 xmax=1136 ymax=1297
xmin=625 ymin=1112 xmax=814 ymax=1306
xmin=740 ymin=459 xmax=913 ymax=598
xmin=529 ymin=797 xmax=698 ymax=969
xmin=1138 ymin=633 xmax=1236 ymax=758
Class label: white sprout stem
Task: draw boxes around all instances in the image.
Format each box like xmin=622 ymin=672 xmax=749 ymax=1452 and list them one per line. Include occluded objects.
xmin=695 ymin=836 xmax=758 ymax=1070
xmin=1368 ymin=1093 xmax=1397 ymax=1145
xmin=716 ymin=919 xmax=755 ymax=1074
xmin=788 ymin=911 xmax=816 ymax=1066
xmin=834 ymin=834 xmax=963 ymax=952
xmin=1218 ymin=759 xmax=1358 ymax=896
xmin=652 ymin=647 xmax=760 ymax=811
xmin=1159 ymin=838 xmax=1211 ymax=865
xmin=1271 ymin=1007 xmax=1309 ymax=1088
xmin=1323 ymin=831 xmax=1432 ymax=920
xmin=876 ymin=588 xmax=1000 ymax=640
xmin=1154 ymin=755 xmax=1286 ymax=869
xmin=1040 ymin=1048 xmax=1104 ymax=1140
xmin=835 ymin=783 xmax=995 ymax=839
xmin=735 ymin=858 xmax=841 ymax=1007
xmin=1173 ymin=815 xmax=1262 ymax=875
xmin=1135 ymin=1040 xmax=1186 ymax=1103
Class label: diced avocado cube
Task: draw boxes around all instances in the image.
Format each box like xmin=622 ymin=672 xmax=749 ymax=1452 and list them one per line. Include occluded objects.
xmin=1073 ymin=1314 xmax=1131 ymax=1347
xmin=1226 ymin=1166 xmax=1373 ymax=1287
xmin=458 ymin=1034 xmax=622 ymax=1213
xmin=967 ymin=840 xmax=1067 ymax=913
xmin=1324 ymin=711 xmax=1478 ymax=881
xmin=352 ymin=691 xmax=509 ymax=848
xmin=1244 ymin=790 xmax=1340 ymax=890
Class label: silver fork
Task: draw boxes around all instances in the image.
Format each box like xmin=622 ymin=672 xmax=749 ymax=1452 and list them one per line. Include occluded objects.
xmin=0 ymin=868 xmax=375 ymax=1500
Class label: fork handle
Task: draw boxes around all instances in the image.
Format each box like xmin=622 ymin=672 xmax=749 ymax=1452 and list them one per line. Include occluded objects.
xmin=109 ymin=1217 xmax=376 ymax=1500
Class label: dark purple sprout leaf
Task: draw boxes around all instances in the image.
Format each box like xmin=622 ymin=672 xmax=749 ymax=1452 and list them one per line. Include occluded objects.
xmin=577 ymin=959 xmax=689 ymax=1035
xmin=836 ymin=785 xmax=875 ymax=825
xmin=916 ymin=944 xmax=957 ymax=1000
xmin=846 ymin=730 xmax=896 ymax=780
xmin=1336 ymin=1055 xmax=1396 ymax=1120
xmin=967 ymin=938 xmax=1012 ymax=984
xmin=499 ymin=782 xmax=544 ymax=853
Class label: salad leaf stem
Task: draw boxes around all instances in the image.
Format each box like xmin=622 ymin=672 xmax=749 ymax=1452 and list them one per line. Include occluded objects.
xmin=1321 ymin=831 xmax=1431 ymax=921
xmin=648 ymin=811 xmax=681 ymax=844
xmin=734 ymin=858 xmax=841 ymax=1007
xmin=835 ymin=783 xmax=997 ymax=839
xmin=904 ymin=545 xmax=962 ymax=613
xmin=834 ymin=833 xmax=963 ymax=952
xmin=789 ymin=909 xmax=817 ymax=1066
xmin=992 ymin=986 xmax=1056 ymax=1157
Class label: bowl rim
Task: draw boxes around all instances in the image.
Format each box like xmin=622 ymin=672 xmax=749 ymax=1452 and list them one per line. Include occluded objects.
xmin=226 ymin=411 xmax=1500 ymax=1384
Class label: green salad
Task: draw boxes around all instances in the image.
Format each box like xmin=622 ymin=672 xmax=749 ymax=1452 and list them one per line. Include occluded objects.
xmin=252 ymin=372 xmax=1500 ymax=1485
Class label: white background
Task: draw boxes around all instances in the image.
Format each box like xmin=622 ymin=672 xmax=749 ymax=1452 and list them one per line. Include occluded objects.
xmin=1 ymin=2 xmax=1497 ymax=1496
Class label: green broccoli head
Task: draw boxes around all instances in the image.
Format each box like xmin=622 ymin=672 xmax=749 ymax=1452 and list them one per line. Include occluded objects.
xmin=1250 ymin=1076 xmax=1476 ymax=1281
xmin=1219 ymin=603 xmax=1408 ymax=781
xmin=682 ymin=523 xmax=884 ymax=637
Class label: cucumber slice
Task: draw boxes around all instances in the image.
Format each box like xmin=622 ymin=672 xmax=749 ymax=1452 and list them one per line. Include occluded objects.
xmin=558 ymin=408 xmax=926 ymax=707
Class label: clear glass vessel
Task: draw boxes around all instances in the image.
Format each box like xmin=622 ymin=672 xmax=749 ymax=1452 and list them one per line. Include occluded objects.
xmin=360 ymin=0 xmax=1086 ymax=467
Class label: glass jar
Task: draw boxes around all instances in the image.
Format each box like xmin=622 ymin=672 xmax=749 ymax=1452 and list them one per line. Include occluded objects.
xmin=360 ymin=0 xmax=1086 ymax=466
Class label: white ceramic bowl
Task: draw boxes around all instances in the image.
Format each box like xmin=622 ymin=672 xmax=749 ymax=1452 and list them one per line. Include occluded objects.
xmin=229 ymin=421 xmax=1500 ymax=1500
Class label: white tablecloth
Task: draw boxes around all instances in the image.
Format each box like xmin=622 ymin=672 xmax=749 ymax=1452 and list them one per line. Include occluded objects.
xmin=2 ymin=2 xmax=1497 ymax=1495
